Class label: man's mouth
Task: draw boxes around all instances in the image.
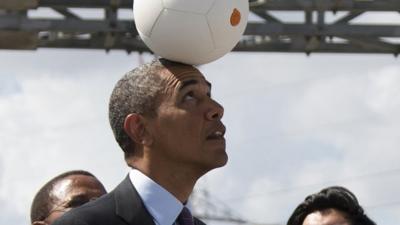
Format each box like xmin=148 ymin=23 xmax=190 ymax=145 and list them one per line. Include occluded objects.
xmin=206 ymin=128 xmax=225 ymax=140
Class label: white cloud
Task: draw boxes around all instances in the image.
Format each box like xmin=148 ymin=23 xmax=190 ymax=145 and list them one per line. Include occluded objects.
xmin=0 ymin=51 xmax=142 ymax=224
xmin=200 ymin=54 xmax=400 ymax=225
xmin=366 ymin=66 xmax=400 ymax=116
xmin=0 ymin=198 xmax=25 ymax=225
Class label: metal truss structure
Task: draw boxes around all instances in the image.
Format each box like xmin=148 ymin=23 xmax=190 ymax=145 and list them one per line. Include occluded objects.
xmin=0 ymin=0 xmax=400 ymax=55
xmin=190 ymin=188 xmax=281 ymax=225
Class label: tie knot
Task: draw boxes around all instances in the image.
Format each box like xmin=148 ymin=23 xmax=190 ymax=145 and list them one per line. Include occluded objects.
xmin=177 ymin=207 xmax=194 ymax=225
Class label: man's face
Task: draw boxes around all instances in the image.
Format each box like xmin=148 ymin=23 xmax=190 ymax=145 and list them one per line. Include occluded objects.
xmin=145 ymin=65 xmax=228 ymax=174
xmin=302 ymin=208 xmax=351 ymax=225
xmin=45 ymin=175 xmax=106 ymax=224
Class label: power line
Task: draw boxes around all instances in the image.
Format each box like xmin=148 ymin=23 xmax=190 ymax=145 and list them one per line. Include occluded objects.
xmin=191 ymin=188 xmax=284 ymax=225
xmin=223 ymin=167 xmax=400 ymax=202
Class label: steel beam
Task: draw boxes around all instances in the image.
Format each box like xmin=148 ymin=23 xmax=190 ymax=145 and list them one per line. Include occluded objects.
xmin=342 ymin=37 xmax=399 ymax=52
xmin=38 ymin=36 xmax=149 ymax=52
xmin=0 ymin=16 xmax=132 ymax=33
xmin=0 ymin=0 xmax=38 ymax=10
xmin=34 ymin=0 xmax=400 ymax=11
xmin=251 ymin=0 xmax=400 ymax=11
xmin=1 ymin=16 xmax=399 ymax=38
xmin=38 ymin=0 xmax=132 ymax=9
xmin=0 ymin=31 xmax=37 ymax=49
xmin=52 ymin=8 xmax=81 ymax=20
xmin=245 ymin=23 xmax=400 ymax=37
xmin=253 ymin=11 xmax=282 ymax=23
xmin=32 ymin=35 xmax=400 ymax=55
xmin=333 ymin=11 xmax=365 ymax=24
xmin=0 ymin=0 xmax=399 ymax=54
xmin=233 ymin=42 xmax=399 ymax=54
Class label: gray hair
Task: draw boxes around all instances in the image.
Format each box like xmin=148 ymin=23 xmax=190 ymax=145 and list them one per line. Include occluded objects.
xmin=108 ymin=59 xmax=166 ymax=158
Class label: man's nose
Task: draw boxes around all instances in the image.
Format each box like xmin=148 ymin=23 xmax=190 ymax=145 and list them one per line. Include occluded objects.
xmin=206 ymin=99 xmax=224 ymax=120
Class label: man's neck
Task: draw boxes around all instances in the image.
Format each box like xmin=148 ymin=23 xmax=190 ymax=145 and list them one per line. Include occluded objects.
xmin=129 ymin=158 xmax=201 ymax=203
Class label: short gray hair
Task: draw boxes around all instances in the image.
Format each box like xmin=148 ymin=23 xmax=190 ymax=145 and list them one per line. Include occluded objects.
xmin=108 ymin=59 xmax=166 ymax=158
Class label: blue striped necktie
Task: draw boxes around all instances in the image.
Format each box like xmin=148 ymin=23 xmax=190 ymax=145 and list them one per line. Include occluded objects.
xmin=177 ymin=207 xmax=194 ymax=225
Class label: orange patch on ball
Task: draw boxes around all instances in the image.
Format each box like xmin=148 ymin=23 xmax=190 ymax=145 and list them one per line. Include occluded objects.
xmin=230 ymin=8 xmax=241 ymax=27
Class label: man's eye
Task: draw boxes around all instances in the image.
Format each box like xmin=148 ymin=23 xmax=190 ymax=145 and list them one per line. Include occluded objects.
xmin=183 ymin=91 xmax=196 ymax=101
xmin=66 ymin=196 xmax=90 ymax=208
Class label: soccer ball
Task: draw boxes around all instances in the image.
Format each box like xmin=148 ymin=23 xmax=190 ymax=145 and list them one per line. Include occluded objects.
xmin=134 ymin=0 xmax=249 ymax=65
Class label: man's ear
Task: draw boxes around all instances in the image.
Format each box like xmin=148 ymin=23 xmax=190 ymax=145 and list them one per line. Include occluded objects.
xmin=32 ymin=221 xmax=48 ymax=225
xmin=124 ymin=113 xmax=153 ymax=146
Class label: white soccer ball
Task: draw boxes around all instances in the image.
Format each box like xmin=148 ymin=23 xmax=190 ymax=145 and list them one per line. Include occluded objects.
xmin=134 ymin=0 xmax=249 ymax=65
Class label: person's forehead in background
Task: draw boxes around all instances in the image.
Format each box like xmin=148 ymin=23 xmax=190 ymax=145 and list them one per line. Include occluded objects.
xmin=45 ymin=175 xmax=106 ymax=223
xmin=302 ymin=208 xmax=351 ymax=225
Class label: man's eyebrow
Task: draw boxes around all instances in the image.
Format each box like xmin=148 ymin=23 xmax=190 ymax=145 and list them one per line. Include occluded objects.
xmin=64 ymin=194 xmax=91 ymax=207
xmin=179 ymin=79 xmax=212 ymax=91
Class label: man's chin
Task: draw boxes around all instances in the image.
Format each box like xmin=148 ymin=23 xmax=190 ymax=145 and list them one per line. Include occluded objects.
xmin=211 ymin=152 xmax=229 ymax=169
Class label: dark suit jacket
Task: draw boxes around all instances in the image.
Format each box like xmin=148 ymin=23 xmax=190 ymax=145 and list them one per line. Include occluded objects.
xmin=53 ymin=176 xmax=206 ymax=225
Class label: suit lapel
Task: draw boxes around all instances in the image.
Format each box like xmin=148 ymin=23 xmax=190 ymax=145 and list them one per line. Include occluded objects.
xmin=114 ymin=176 xmax=156 ymax=225
xmin=194 ymin=217 xmax=207 ymax=225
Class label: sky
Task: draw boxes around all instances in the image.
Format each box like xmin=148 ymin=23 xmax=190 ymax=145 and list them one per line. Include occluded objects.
xmin=1 ymin=49 xmax=400 ymax=225
xmin=1 ymin=7 xmax=400 ymax=225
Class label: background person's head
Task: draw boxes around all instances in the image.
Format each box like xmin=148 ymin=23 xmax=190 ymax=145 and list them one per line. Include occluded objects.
xmin=30 ymin=170 xmax=106 ymax=225
xmin=287 ymin=186 xmax=376 ymax=225
xmin=108 ymin=58 xmax=227 ymax=177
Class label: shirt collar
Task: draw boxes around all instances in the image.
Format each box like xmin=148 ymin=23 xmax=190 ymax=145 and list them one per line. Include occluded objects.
xmin=129 ymin=169 xmax=183 ymax=225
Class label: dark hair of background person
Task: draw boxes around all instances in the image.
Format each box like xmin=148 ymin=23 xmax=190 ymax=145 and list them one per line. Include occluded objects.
xmin=30 ymin=170 xmax=96 ymax=223
xmin=287 ymin=186 xmax=376 ymax=225
xmin=108 ymin=58 xmax=189 ymax=160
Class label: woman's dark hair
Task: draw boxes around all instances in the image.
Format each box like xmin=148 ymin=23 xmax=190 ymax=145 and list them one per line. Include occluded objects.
xmin=287 ymin=186 xmax=376 ymax=225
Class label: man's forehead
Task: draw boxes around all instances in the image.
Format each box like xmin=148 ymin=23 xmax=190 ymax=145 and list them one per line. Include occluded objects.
xmin=53 ymin=175 xmax=95 ymax=192
xmin=163 ymin=63 xmax=198 ymax=74
xmin=179 ymin=78 xmax=211 ymax=91
xmin=160 ymin=65 xmax=209 ymax=87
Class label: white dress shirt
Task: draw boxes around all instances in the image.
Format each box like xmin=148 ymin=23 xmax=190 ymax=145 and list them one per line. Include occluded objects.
xmin=129 ymin=169 xmax=184 ymax=225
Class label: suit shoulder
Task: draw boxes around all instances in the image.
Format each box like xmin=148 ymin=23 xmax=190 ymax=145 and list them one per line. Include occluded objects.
xmin=194 ymin=217 xmax=207 ymax=225
xmin=53 ymin=192 xmax=124 ymax=225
